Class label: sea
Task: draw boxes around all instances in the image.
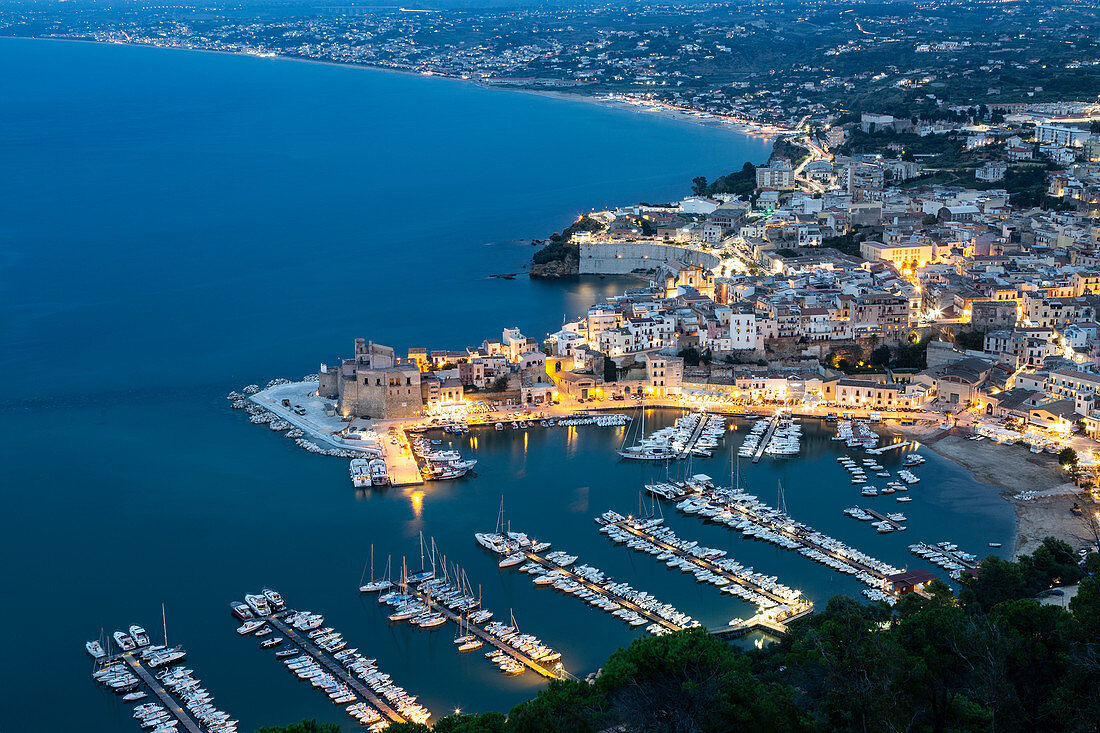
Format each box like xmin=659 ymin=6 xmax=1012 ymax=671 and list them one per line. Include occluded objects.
xmin=0 ymin=37 xmax=1013 ymax=732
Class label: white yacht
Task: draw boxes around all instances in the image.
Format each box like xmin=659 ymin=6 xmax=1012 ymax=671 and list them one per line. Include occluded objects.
xmin=350 ymin=459 xmax=371 ymax=488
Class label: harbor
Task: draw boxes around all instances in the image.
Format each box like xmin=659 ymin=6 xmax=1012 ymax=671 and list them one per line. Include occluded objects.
xmin=74 ymin=413 xmax=1016 ymax=731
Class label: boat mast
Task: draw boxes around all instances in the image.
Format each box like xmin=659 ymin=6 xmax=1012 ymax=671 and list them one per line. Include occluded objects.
xmin=162 ymin=603 xmax=168 ymax=648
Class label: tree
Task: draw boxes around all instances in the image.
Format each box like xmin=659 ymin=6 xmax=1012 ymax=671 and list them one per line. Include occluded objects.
xmin=1058 ymin=447 xmax=1078 ymax=467
xmin=491 ymin=375 xmax=511 ymax=392
xmin=954 ymin=330 xmax=985 ymax=351
xmin=692 ymin=175 xmax=708 ymax=196
xmin=870 ymin=345 xmax=892 ymax=366
xmin=603 ymin=358 xmax=618 ymax=384
xmin=257 ymin=721 xmax=341 ymax=733
xmin=678 ymin=347 xmax=702 ymax=366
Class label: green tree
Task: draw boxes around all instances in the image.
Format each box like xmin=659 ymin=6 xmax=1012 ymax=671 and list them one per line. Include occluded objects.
xmin=692 ymin=176 xmax=709 ymax=196
xmin=507 ymin=679 xmax=604 ymax=733
xmin=491 ymin=375 xmax=511 ymax=392
xmin=1058 ymin=447 xmax=1079 ymax=467
xmin=869 ymin=345 xmax=892 ymax=366
xmin=678 ymin=347 xmax=702 ymax=366
xmin=257 ymin=721 xmax=341 ymax=733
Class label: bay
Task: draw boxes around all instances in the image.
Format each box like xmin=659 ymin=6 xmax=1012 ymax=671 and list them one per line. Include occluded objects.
xmin=0 ymin=36 xmax=787 ymax=732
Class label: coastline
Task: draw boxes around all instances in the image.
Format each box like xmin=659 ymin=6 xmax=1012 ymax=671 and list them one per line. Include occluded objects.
xmin=887 ymin=422 xmax=1094 ymax=558
xmin=0 ymin=34 xmax=782 ymax=143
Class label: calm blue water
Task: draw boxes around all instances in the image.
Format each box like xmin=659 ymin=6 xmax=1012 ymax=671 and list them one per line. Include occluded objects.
xmin=0 ymin=38 xmax=1013 ymax=733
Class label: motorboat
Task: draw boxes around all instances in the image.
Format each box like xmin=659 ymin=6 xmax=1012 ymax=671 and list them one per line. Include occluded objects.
xmin=244 ymin=593 xmax=272 ymax=616
xmin=86 ymin=640 xmax=106 ymax=659
xmin=113 ymin=631 xmax=136 ymax=651
xmin=369 ymin=458 xmax=390 ymax=486
xmin=262 ymin=588 xmax=286 ymax=612
xmin=129 ymin=625 xmax=151 ymax=647
xmin=229 ymin=601 xmax=254 ymax=621
xmin=350 ymin=458 xmax=372 ymax=488
xmin=236 ymin=619 xmax=266 ymax=635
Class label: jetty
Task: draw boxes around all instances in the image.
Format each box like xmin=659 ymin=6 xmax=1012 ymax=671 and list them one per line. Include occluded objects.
xmin=711 ymin=605 xmax=815 ymax=638
xmin=602 ymin=515 xmax=804 ymax=608
xmin=519 ymin=550 xmax=683 ymax=632
xmin=676 ymin=410 xmax=711 ymax=458
xmin=423 ymin=603 xmax=570 ymax=680
xmin=663 ymin=482 xmax=901 ymax=590
xmin=751 ymin=414 xmax=780 ymax=463
xmin=266 ymin=616 xmax=406 ymax=724
xmin=864 ymin=507 xmax=907 ymax=531
xmin=120 ymin=654 xmax=203 ymax=733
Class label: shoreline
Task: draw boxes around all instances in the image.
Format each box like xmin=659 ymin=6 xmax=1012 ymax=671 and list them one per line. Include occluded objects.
xmin=0 ymin=34 xmax=783 ymax=144
xmin=886 ymin=422 xmax=1094 ymax=558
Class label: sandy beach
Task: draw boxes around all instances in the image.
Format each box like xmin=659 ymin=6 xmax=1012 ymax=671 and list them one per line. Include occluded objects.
xmin=888 ymin=423 xmax=1096 ymax=557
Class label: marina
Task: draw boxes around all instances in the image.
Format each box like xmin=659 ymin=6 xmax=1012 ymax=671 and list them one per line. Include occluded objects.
xmin=597 ymin=510 xmax=812 ymax=616
xmin=231 ymin=590 xmax=431 ymax=728
xmin=655 ymin=476 xmax=902 ymax=594
xmin=477 ymin=529 xmax=697 ymax=634
xmin=90 ymin=626 xmax=236 ymax=733
xmin=367 ymin=555 xmax=570 ymax=680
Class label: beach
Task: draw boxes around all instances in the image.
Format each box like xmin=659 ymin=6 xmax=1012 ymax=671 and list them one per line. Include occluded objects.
xmin=889 ymin=423 xmax=1096 ymax=557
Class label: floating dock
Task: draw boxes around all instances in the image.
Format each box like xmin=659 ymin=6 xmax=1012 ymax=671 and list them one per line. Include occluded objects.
xmin=119 ymin=654 xmax=203 ymax=733
xmin=751 ymin=415 xmax=781 ymax=463
xmin=604 ymin=516 xmax=804 ymax=608
xmin=519 ymin=551 xmax=683 ymax=632
xmin=265 ymin=615 xmax=406 ymax=724
xmin=675 ymin=411 xmax=711 ymax=458
xmin=663 ymin=483 xmax=899 ymax=586
xmin=422 ymin=603 xmax=570 ymax=680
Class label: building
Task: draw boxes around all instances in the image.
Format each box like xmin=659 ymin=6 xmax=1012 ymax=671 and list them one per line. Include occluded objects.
xmin=322 ymin=339 xmax=424 ymax=419
xmin=755 ymin=160 xmax=794 ymax=189
xmin=860 ymin=240 xmax=935 ymax=269
xmin=975 ymin=161 xmax=1007 ymax=182
xmin=1036 ymin=124 xmax=1090 ymax=148
xmin=887 ymin=569 xmax=939 ymax=596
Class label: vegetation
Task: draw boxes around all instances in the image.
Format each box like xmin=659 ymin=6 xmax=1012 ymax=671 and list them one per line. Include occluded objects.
xmin=257 ymin=721 xmax=341 ymax=733
xmin=954 ymin=330 xmax=986 ymax=351
xmin=693 ymin=162 xmax=758 ymax=198
xmin=531 ymin=216 xmax=604 ymax=265
xmin=677 ymin=347 xmax=712 ymax=366
xmin=491 ymin=375 xmax=510 ymax=392
xmin=1059 ymin=447 xmax=1079 ymax=468
xmin=370 ymin=540 xmax=1099 ymax=733
xmin=770 ymin=137 xmax=812 ymax=168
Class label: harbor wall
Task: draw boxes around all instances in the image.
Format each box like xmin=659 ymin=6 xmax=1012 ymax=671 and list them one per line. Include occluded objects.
xmin=579 ymin=241 xmax=722 ymax=275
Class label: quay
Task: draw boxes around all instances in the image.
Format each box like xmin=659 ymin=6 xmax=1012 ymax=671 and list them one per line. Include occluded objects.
xmin=421 ymin=602 xmax=570 ymax=680
xmin=751 ymin=414 xmax=780 ymax=463
xmin=864 ymin=507 xmax=907 ymax=532
xmin=604 ymin=516 xmax=801 ymax=608
xmin=519 ymin=551 xmax=683 ymax=632
xmin=265 ymin=615 xmax=406 ymax=724
xmin=119 ymin=654 xmax=203 ymax=733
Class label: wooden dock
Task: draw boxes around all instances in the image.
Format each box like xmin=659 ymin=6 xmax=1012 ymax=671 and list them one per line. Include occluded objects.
xmin=266 ymin=616 xmax=406 ymax=724
xmin=606 ymin=517 xmax=801 ymax=608
xmin=751 ymin=415 xmax=780 ymax=463
xmin=424 ymin=603 xmax=570 ymax=680
xmin=120 ymin=653 xmax=203 ymax=733
xmin=521 ymin=551 xmax=683 ymax=631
